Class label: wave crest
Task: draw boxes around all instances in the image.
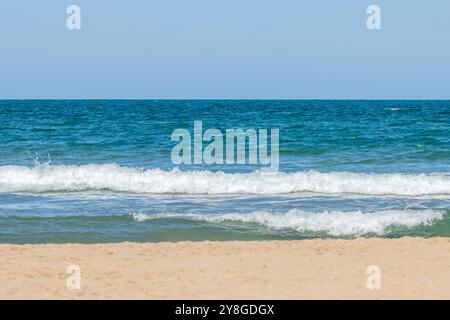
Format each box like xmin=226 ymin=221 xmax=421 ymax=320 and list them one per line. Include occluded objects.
xmin=131 ymin=209 xmax=444 ymax=236
xmin=1 ymin=163 xmax=450 ymax=196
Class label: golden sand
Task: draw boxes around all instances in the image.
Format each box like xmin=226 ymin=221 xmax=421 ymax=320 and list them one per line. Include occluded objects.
xmin=1 ymin=237 xmax=449 ymax=299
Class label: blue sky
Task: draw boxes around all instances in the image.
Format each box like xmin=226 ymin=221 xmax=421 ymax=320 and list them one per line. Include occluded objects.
xmin=0 ymin=1 xmax=449 ymax=99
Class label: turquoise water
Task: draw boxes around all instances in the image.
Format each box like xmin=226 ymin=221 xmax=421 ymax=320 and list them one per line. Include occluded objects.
xmin=1 ymin=100 xmax=450 ymax=243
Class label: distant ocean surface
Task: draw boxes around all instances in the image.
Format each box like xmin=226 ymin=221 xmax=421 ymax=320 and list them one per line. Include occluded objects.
xmin=1 ymin=100 xmax=450 ymax=243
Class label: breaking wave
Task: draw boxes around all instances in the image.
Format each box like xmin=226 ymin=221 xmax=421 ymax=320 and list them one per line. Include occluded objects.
xmin=131 ymin=209 xmax=444 ymax=236
xmin=1 ymin=163 xmax=450 ymax=196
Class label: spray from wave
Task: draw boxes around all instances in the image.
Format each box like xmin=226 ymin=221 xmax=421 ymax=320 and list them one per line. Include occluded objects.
xmin=1 ymin=163 xmax=450 ymax=196
xmin=131 ymin=209 xmax=444 ymax=236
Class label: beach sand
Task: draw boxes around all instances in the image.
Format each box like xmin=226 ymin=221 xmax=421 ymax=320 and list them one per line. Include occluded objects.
xmin=1 ymin=237 xmax=449 ymax=299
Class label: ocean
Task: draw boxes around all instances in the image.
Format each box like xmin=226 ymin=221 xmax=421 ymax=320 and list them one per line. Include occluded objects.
xmin=1 ymin=100 xmax=450 ymax=243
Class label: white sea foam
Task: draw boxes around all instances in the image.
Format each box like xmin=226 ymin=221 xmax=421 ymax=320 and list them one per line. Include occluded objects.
xmin=1 ymin=163 xmax=450 ymax=196
xmin=131 ymin=209 xmax=444 ymax=236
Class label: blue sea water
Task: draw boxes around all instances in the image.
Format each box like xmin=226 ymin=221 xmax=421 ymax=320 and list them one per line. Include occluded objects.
xmin=1 ymin=100 xmax=450 ymax=243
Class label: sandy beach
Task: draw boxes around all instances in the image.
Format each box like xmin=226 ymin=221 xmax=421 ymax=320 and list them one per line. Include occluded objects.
xmin=1 ymin=237 xmax=449 ymax=300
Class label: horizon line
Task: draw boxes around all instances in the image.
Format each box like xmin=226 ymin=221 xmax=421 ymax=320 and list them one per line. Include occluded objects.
xmin=1 ymin=98 xmax=450 ymax=101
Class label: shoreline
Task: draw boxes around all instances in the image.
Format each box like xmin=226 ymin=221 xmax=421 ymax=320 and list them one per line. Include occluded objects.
xmin=1 ymin=237 xmax=450 ymax=299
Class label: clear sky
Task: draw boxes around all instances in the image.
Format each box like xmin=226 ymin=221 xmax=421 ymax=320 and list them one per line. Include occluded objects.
xmin=0 ymin=1 xmax=449 ymax=99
